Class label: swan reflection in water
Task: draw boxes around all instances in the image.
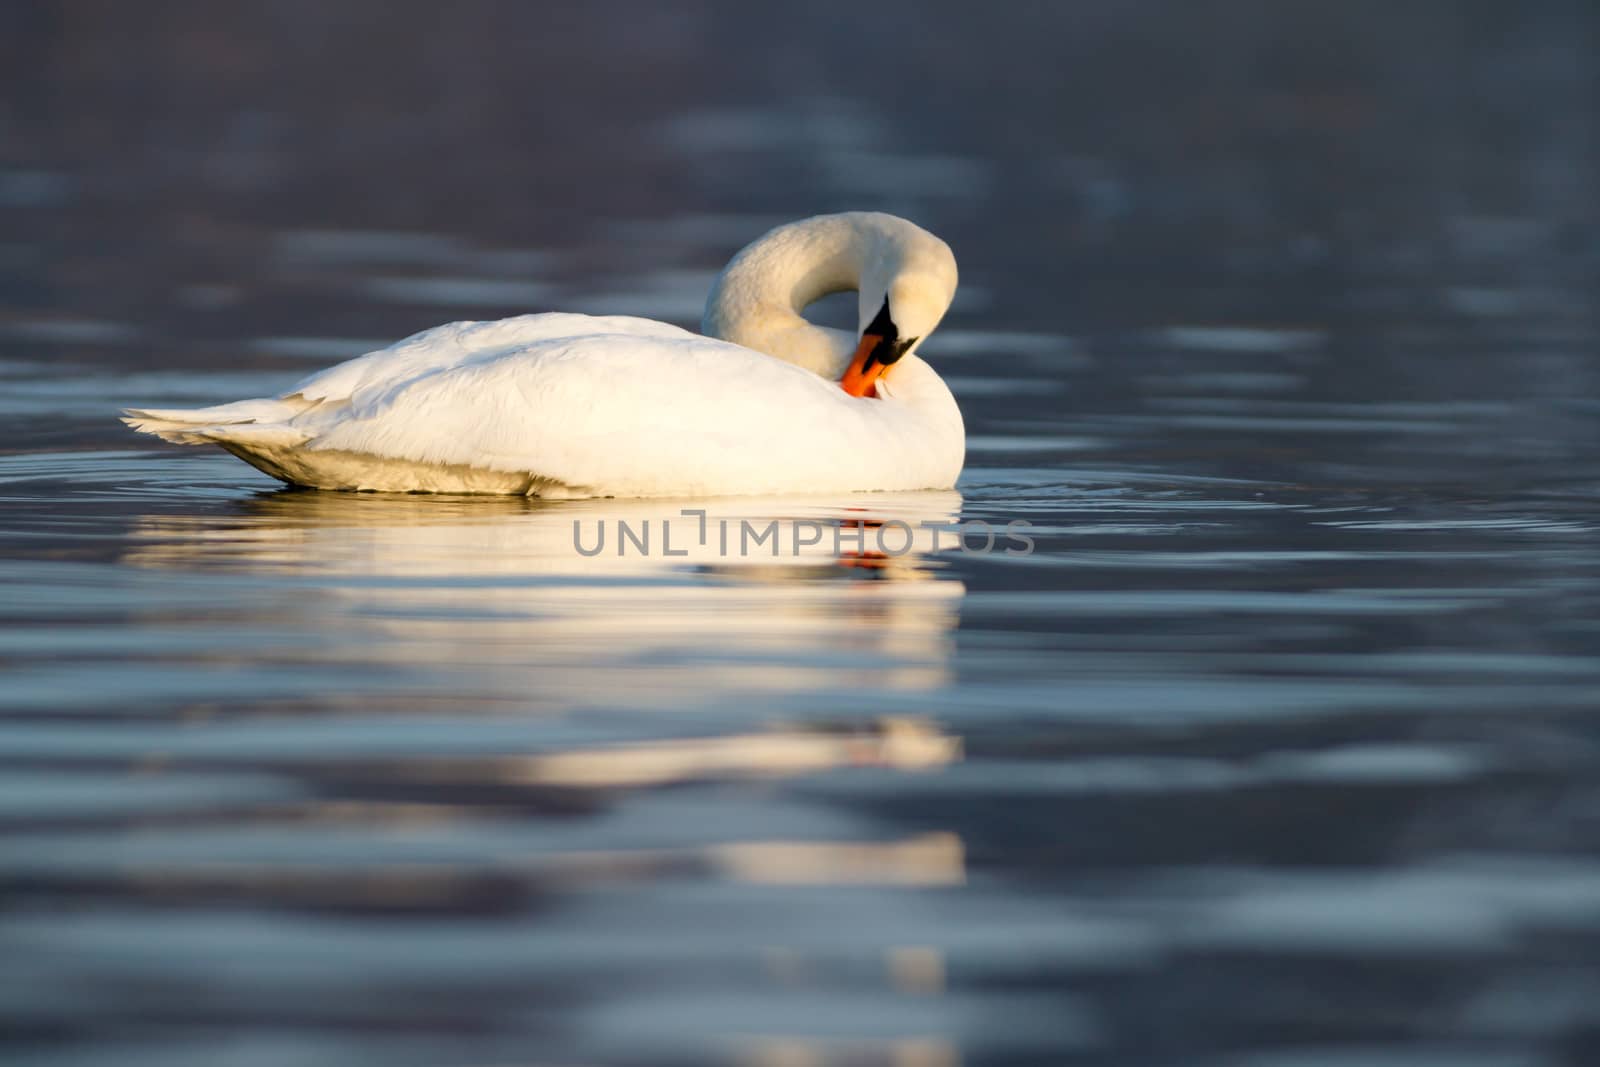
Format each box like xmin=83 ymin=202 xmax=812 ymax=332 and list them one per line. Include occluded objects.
xmin=113 ymin=489 xmax=972 ymax=1062
xmin=123 ymin=489 xmax=968 ymax=705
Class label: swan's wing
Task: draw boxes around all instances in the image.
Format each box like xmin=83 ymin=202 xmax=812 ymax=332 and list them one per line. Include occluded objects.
xmin=290 ymin=314 xmax=697 ymax=409
xmin=305 ymin=332 xmax=906 ymax=494
xmin=122 ymin=314 xmax=696 ymax=447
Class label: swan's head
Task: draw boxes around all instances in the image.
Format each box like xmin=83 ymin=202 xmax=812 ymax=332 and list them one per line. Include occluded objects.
xmin=842 ymin=240 xmax=958 ymax=399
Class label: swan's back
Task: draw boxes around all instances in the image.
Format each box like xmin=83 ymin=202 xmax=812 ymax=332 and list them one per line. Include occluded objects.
xmin=292 ymin=314 xmax=695 ymax=408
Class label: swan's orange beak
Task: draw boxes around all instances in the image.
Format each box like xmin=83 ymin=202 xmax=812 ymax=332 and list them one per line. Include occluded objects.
xmin=841 ymin=332 xmax=888 ymax=398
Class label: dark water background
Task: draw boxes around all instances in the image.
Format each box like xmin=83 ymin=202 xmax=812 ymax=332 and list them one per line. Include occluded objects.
xmin=3 ymin=2 xmax=1600 ymax=1064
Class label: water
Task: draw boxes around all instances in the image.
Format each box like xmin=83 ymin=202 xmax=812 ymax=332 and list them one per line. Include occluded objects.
xmin=3 ymin=4 xmax=1600 ymax=1065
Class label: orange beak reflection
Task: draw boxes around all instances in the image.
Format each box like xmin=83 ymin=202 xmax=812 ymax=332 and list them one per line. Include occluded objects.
xmin=840 ymin=333 xmax=889 ymax=398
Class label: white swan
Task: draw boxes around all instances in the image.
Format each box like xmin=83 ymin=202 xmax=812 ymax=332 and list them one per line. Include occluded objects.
xmin=122 ymin=212 xmax=963 ymax=497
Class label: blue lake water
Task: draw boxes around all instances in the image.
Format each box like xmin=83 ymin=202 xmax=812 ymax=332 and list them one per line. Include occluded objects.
xmin=3 ymin=4 xmax=1599 ymax=1065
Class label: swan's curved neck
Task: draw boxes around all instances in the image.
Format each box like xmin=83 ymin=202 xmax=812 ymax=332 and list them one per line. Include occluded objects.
xmin=701 ymin=215 xmax=888 ymax=379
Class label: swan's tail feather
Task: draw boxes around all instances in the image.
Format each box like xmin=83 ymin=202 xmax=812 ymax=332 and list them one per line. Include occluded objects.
xmin=120 ymin=413 xmax=222 ymax=445
xmin=121 ymin=397 xmax=307 ymax=446
xmin=121 ymin=415 xmax=311 ymax=448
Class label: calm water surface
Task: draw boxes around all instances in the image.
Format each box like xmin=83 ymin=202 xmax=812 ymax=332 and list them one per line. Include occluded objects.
xmin=3 ymin=5 xmax=1600 ymax=1065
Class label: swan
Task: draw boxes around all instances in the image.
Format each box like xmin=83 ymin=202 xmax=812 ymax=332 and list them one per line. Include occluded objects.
xmin=122 ymin=212 xmax=963 ymax=497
